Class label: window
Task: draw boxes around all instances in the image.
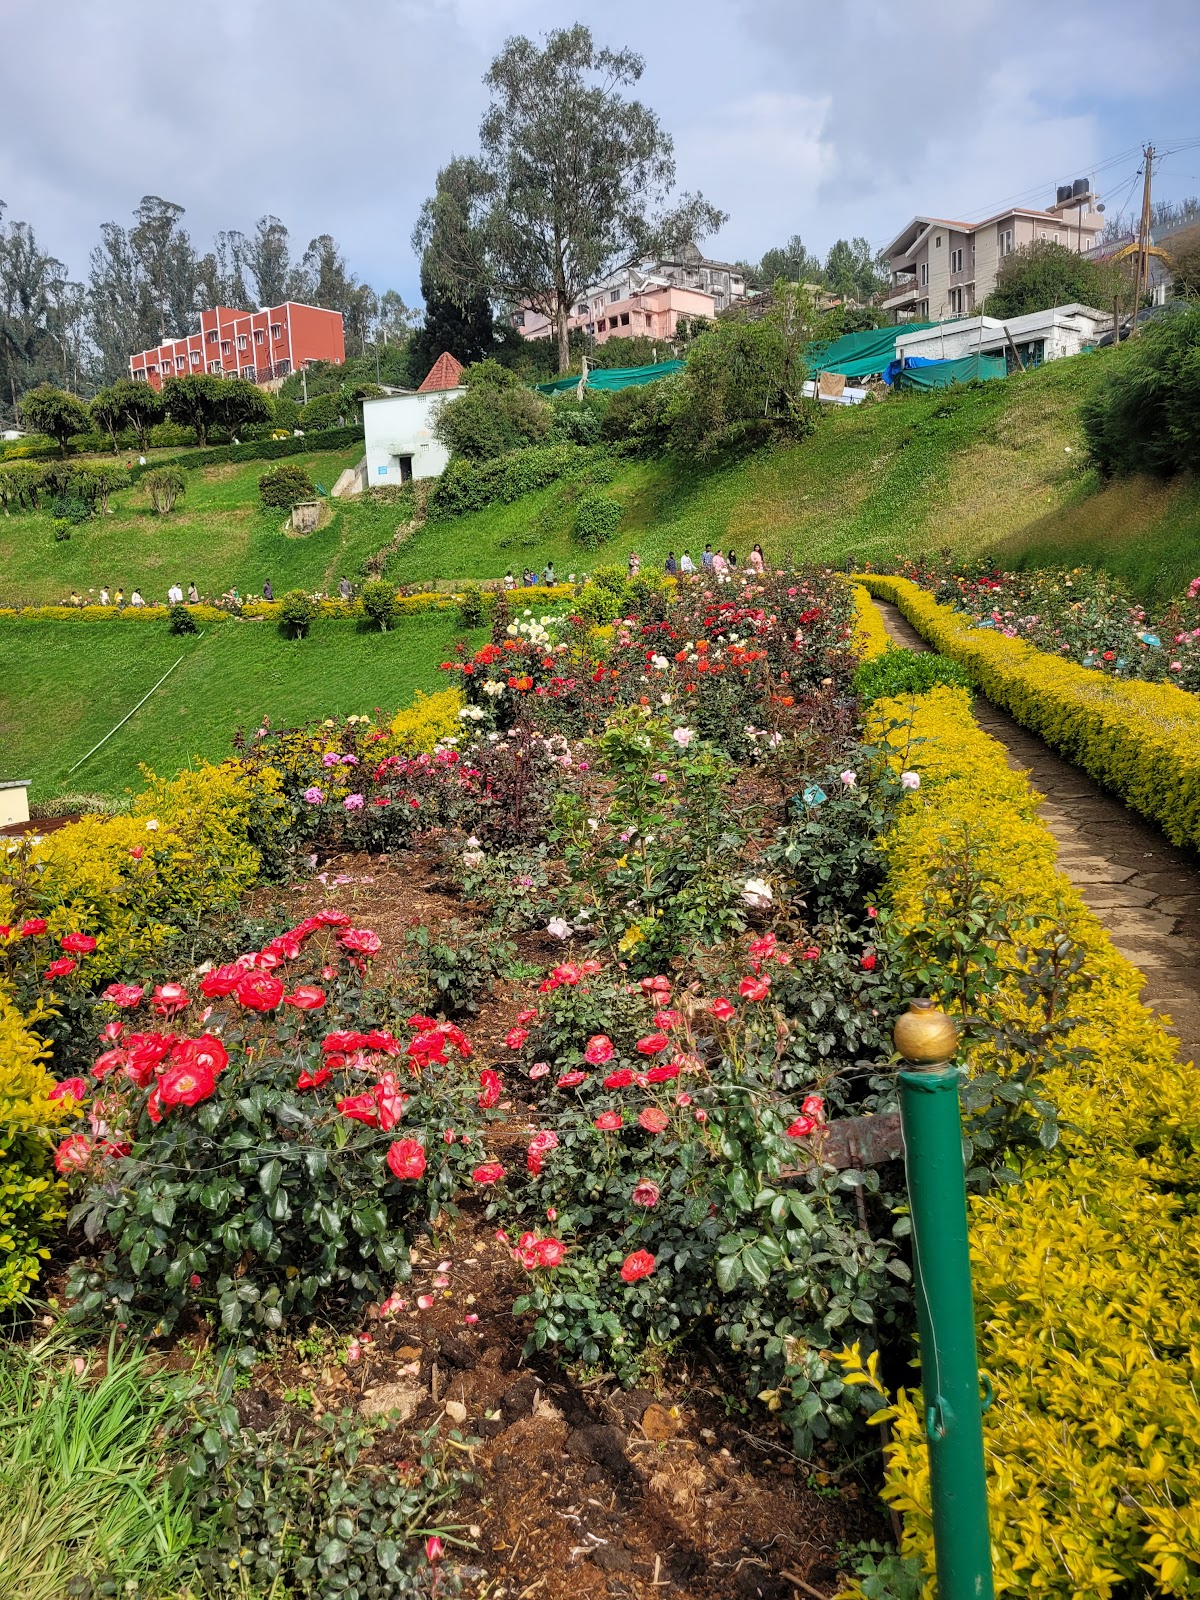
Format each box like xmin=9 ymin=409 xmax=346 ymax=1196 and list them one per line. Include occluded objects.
xmin=998 ymin=228 xmax=1013 ymax=256
xmin=176 ymin=356 xmax=186 ymax=370
xmin=920 ymin=261 xmax=929 ymax=286
xmin=576 ymin=304 xmax=588 ymax=315
xmin=236 ymin=334 xmax=248 ymax=351
xmin=270 ymin=322 xmax=282 ymax=339
xmin=608 ymin=316 xmax=618 ymax=329
xmin=950 ymin=287 xmax=964 ymax=314
xmin=620 ymin=312 xmax=630 ymax=325
xmin=241 ymin=365 xmax=255 ymax=379
xmin=610 ymin=289 xmax=620 ymax=303
xmin=208 ymin=360 xmax=222 ymax=374
xmin=254 ymin=329 xmax=264 ymax=344
xmin=951 ymin=247 xmax=964 ymax=274
xmin=206 ymin=329 xmax=218 ymax=343
xmin=935 ymin=235 xmax=942 ymax=247
xmin=221 ymin=340 xmax=231 ymax=354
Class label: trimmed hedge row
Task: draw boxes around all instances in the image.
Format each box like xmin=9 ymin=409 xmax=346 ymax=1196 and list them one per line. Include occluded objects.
xmin=860 ymin=575 xmax=1200 ymax=850
xmin=857 ymin=681 xmax=1200 ymax=1598
xmin=126 ymin=425 xmax=364 ymax=482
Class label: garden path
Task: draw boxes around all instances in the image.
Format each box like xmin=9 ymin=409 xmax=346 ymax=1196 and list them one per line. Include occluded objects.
xmin=871 ymin=598 xmax=1200 ymax=1066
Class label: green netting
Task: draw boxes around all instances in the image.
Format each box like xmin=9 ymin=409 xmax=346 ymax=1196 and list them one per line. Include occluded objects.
xmin=893 ymin=354 xmax=1006 ymax=390
xmin=806 ymin=322 xmax=941 ymax=379
xmin=535 ymin=360 xmax=685 ymax=395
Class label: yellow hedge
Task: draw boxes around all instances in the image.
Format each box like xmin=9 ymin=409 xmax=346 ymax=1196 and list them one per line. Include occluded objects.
xmin=0 ymin=986 xmax=67 ymax=1308
xmin=385 ymin=687 xmax=463 ymax=752
xmin=851 ymin=583 xmax=892 ymax=661
xmin=860 ymin=685 xmax=1200 ymax=1597
xmin=859 ymin=575 xmax=1200 ymax=850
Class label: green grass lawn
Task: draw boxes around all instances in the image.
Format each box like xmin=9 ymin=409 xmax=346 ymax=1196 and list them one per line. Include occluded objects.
xmin=0 ymin=612 xmax=479 ymax=802
xmin=0 ymin=447 xmax=374 ymax=607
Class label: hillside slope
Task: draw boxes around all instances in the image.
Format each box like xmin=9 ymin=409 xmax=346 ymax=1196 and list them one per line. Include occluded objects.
xmin=383 ymin=350 xmax=1199 ymax=603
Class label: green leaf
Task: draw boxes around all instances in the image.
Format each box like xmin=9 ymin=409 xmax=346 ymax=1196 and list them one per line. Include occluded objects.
xmin=258 ymin=1157 xmax=282 ymax=1197
xmin=715 ymin=1254 xmax=743 ymax=1293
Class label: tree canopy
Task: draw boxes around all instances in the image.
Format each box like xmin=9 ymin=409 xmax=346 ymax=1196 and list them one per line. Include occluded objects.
xmin=17 ymin=382 xmax=91 ymax=455
xmin=982 ymin=239 xmax=1121 ymax=319
xmin=414 ymin=25 xmax=725 ymax=373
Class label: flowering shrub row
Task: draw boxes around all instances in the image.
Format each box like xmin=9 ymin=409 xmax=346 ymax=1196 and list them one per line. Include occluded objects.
xmin=0 ymin=584 xmax=575 ymax=625
xmin=0 ymin=984 xmax=69 ymax=1306
xmin=860 ymin=575 xmax=1200 ymax=850
xmin=858 ymin=683 xmax=1200 ymax=1598
xmin=889 ymin=555 xmax=1200 ymax=693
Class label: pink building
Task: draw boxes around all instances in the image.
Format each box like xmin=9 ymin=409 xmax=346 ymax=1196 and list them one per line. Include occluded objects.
xmin=129 ymin=301 xmax=345 ymax=390
xmin=518 ymin=282 xmax=717 ymax=347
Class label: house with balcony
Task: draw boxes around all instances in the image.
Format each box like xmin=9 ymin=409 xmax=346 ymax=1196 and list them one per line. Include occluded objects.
xmin=881 ymin=183 xmax=1106 ymax=323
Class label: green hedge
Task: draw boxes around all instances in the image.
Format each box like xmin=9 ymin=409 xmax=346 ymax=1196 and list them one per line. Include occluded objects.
xmin=127 ymin=425 xmax=363 ymax=482
xmin=860 ymin=575 xmax=1200 ymax=849
xmin=426 ymin=442 xmax=614 ymax=521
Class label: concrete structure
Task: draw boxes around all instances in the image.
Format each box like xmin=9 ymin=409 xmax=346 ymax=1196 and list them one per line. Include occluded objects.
xmin=130 ymin=302 xmax=345 ymax=390
xmin=894 ymin=304 xmax=1109 ymax=370
xmin=517 ymin=244 xmax=748 ymax=346
xmin=0 ymin=780 xmax=31 ymax=828
xmin=361 ymin=353 xmax=464 ymax=488
xmin=882 ymin=184 xmax=1106 ymax=323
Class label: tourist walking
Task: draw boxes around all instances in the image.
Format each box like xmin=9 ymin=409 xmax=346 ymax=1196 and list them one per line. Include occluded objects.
xmin=542 ymin=561 xmax=556 ymax=585
xmin=664 ymin=551 xmax=678 ymax=576
xmin=263 ymin=579 xmax=274 ymax=601
xmin=167 ymin=582 xmax=183 ymax=605
xmin=679 ymin=551 xmax=695 ymax=573
xmin=628 ymin=551 xmax=641 ymax=576
xmin=187 ymin=582 xmax=199 ymax=603
xmin=701 ymin=545 xmax=714 ymax=571
xmin=712 ymin=550 xmax=728 ymax=578
xmin=114 ymin=587 xmax=125 ymax=608
xmin=748 ymin=544 xmax=765 ymax=574
xmin=130 ymin=588 xmax=145 ymax=607
xmin=338 ymin=575 xmax=353 ymax=601
xmin=99 ymin=587 xmax=110 ymax=606
xmin=727 ymin=549 xmax=738 ymax=572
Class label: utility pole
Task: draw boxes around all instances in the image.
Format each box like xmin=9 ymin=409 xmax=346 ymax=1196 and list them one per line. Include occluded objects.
xmin=1131 ymin=144 xmax=1155 ymax=337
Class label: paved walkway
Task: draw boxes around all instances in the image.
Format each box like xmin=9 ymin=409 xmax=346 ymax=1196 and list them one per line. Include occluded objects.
xmin=873 ymin=598 xmax=1200 ymax=1066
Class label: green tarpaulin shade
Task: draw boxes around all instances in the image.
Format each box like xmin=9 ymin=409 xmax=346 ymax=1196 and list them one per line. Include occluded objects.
xmin=535 ymin=360 xmax=685 ymax=395
xmin=893 ymin=354 xmax=1006 ymax=390
xmin=806 ymin=322 xmax=940 ymax=380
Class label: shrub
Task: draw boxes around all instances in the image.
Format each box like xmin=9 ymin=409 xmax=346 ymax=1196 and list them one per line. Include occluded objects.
xmin=270 ymin=395 xmax=301 ymax=432
xmin=573 ymin=582 xmax=623 ymax=624
xmin=853 ymin=647 xmax=973 ymax=703
xmin=426 ymin=443 xmax=611 ymax=521
xmin=358 ymin=579 xmax=398 ymax=632
xmin=259 ymin=464 xmax=317 ymax=509
xmin=0 ymin=461 xmax=45 ymax=513
xmin=0 ymin=987 xmax=68 ymax=1309
xmin=277 ymin=589 xmax=319 ymax=638
xmin=549 ymin=397 xmax=604 ymax=446
xmin=143 ymin=466 xmax=186 ymax=514
xmin=433 ymin=368 xmax=553 ymax=462
xmin=48 ymin=492 xmax=91 ymax=526
xmin=859 ymin=576 xmax=1200 ymax=848
xmin=403 ymin=920 xmax=516 ymax=1016
xmin=298 ymin=392 xmax=344 ymax=431
xmin=125 ymin=425 xmax=364 ymax=483
xmin=1081 ymin=304 xmax=1200 ymax=477
xmin=456 ymin=583 xmax=486 ymax=628
xmin=16 ymin=384 xmax=91 ymax=457
xmin=981 ymin=237 xmax=1122 ymax=319
xmin=168 ymin=604 xmax=198 ymax=635
xmin=851 ymin=583 xmax=893 ymax=660
xmin=599 ymin=378 xmax=676 ymax=450
xmin=572 ymin=488 xmax=622 ymax=549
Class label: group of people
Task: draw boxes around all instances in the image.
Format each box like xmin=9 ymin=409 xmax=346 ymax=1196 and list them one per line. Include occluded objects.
xmin=62 ymin=573 xmax=359 ymax=610
xmin=504 ymin=565 xmax=557 ymax=588
xmin=654 ymin=543 xmax=766 ymax=578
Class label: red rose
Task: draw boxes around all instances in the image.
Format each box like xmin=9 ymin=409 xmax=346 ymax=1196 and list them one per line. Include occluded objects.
xmin=528 ymin=1129 xmax=558 ymax=1159
xmin=407 ymin=1029 xmax=448 ymax=1071
xmin=477 ymin=1069 xmax=503 ymax=1109
xmin=173 ymin=1034 xmax=229 ymax=1077
xmin=44 ymin=957 xmax=76 ymax=980
xmin=645 ymin=1061 xmax=680 ymax=1084
xmin=505 ymin=1027 xmax=530 ymax=1051
xmin=620 ymin=1249 xmax=656 ymax=1283
xmin=284 ymin=985 xmax=326 ymax=1011
xmin=129 ymin=846 xmax=144 ymax=860
xmin=802 ymin=1094 xmax=825 ymax=1121
xmin=254 ymin=950 xmax=282 ymax=971
xmin=584 ymin=1034 xmax=615 ymax=1065
xmin=786 ymin=1114 xmax=817 ymax=1138
xmin=200 ymin=963 xmax=245 ymax=998
xmin=315 ymin=909 xmax=353 ymax=927
xmin=652 ymin=1009 xmax=682 ymax=1029
xmin=635 ymin=1032 xmax=670 ymax=1055
xmin=739 ymin=976 xmax=771 ymax=1002
xmin=337 ymin=1091 xmax=380 ymax=1127
xmin=594 ymin=1110 xmax=623 ymax=1130
xmin=20 ymin=918 xmax=48 ymax=938
xmin=49 ymin=1077 xmax=88 ymax=1103
xmin=158 ymin=1059 xmax=217 ymax=1108
xmin=580 ymin=959 xmax=603 ymax=976
xmin=638 ymin=1107 xmax=670 ymax=1134
xmin=60 ymin=932 xmax=97 ymax=955
xmin=860 ymin=952 xmax=877 ymax=972
xmin=604 ymin=1068 xmax=635 ymax=1089
xmin=517 ymin=1007 xmax=539 ymax=1025
xmin=374 ymin=1073 xmax=411 ymax=1129
xmin=235 ymin=971 xmax=284 ymax=1011
xmin=471 ymin=1161 xmax=506 ymax=1185
xmin=556 ymin=1070 xmax=587 ymax=1088
xmin=631 ymin=1178 xmax=660 ymax=1208
xmin=710 ymin=998 xmax=736 ymax=1021
xmin=103 ymin=982 xmax=144 ymax=1009
xmin=55 ymin=1134 xmax=92 ymax=1173
xmin=297 ymin=1065 xmax=332 ymax=1090
xmin=92 ymin=1047 xmax=129 ymax=1080
xmin=152 ymin=981 xmax=189 ymax=1016
xmin=535 ymin=1237 xmax=568 ymax=1268
xmin=386 ymin=1139 xmax=427 ymax=1180
xmin=748 ymin=933 xmax=777 ymax=959
xmin=338 ymin=927 xmax=382 ymax=956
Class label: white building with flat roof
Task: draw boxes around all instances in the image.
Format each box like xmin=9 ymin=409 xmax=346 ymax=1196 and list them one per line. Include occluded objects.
xmin=362 ymin=352 xmax=464 ymax=487
xmin=894 ymin=304 xmax=1110 ymax=369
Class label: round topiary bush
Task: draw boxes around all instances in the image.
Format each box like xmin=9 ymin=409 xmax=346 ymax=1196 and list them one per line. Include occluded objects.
xmin=168 ymin=603 xmax=198 ymax=635
xmin=572 ymin=489 xmax=622 ymax=549
xmin=259 ymin=464 xmax=317 ymax=510
xmin=358 ymin=579 xmax=398 ymax=632
xmin=277 ymin=589 xmax=319 ymax=639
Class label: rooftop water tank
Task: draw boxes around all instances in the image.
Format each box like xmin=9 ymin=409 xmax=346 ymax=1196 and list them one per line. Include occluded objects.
xmin=1072 ymin=177 xmax=1090 ymax=199
xmin=1057 ymin=184 xmax=1072 ymax=204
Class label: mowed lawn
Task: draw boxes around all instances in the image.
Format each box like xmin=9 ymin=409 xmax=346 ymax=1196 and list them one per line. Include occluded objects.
xmin=0 ymin=613 xmax=480 ymax=801
xmin=0 ymin=447 xmax=374 ymax=607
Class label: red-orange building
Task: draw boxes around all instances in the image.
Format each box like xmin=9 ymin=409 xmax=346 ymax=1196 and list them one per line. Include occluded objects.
xmin=129 ymin=301 xmax=345 ymax=390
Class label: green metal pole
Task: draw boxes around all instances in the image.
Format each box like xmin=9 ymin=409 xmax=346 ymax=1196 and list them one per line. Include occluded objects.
xmin=898 ymin=1053 xmax=994 ymax=1599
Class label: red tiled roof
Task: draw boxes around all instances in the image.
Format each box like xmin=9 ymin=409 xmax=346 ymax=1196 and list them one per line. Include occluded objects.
xmin=417 ymin=352 xmax=465 ymax=392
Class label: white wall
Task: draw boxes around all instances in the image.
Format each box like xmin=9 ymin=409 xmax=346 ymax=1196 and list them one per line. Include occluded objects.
xmin=896 ymin=307 xmax=1108 ymax=364
xmin=363 ymin=390 xmax=463 ymax=484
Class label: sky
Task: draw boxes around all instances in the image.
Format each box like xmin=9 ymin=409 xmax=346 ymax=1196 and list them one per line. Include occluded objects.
xmin=2 ymin=0 xmax=1199 ymax=307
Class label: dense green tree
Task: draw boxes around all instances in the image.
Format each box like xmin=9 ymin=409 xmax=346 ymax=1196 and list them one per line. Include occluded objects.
xmin=17 ymin=382 xmax=91 ymax=454
xmin=0 ymin=205 xmax=85 ymax=409
xmin=432 ymin=359 xmax=552 ymax=460
xmin=983 ymin=239 xmax=1121 ymax=319
xmin=415 ymin=25 xmax=725 ymax=373
xmin=161 ymin=373 xmax=226 ymax=445
xmin=90 ymin=376 xmax=164 ymax=451
xmin=754 ymin=235 xmax=824 ymax=287
xmin=1081 ymin=304 xmax=1200 ymax=477
xmin=823 ymin=237 xmax=887 ymax=302
xmin=1171 ymin=240 xmax=1200 ymax=298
